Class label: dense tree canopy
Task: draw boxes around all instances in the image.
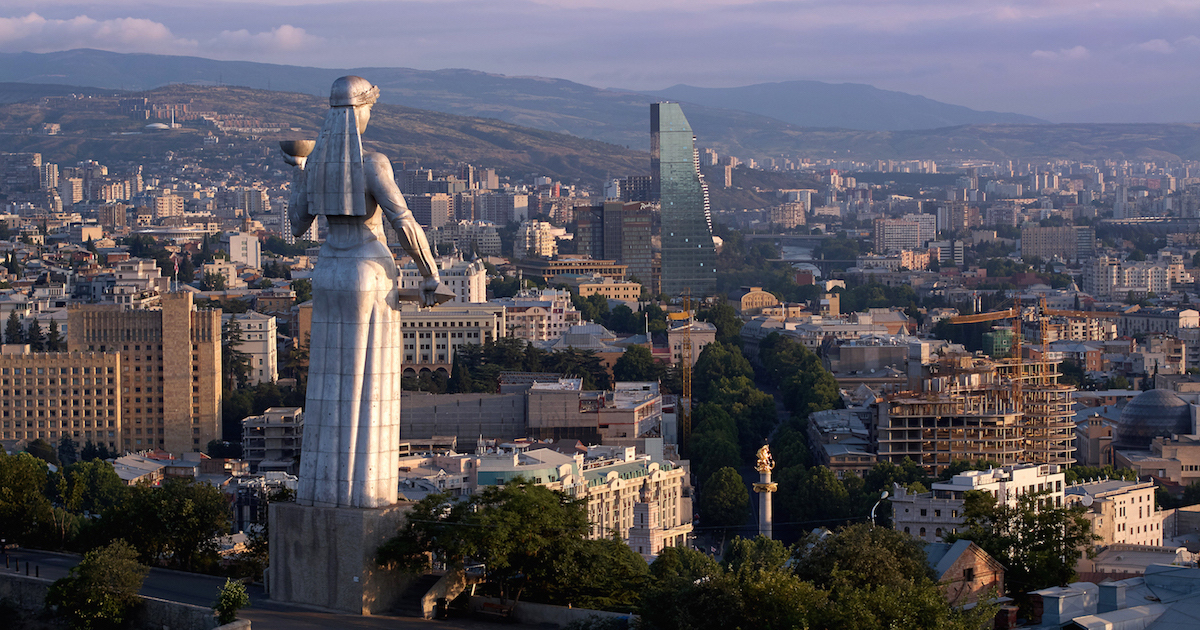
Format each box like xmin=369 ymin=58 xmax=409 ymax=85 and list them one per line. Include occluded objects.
xmin=947 ymin=490 xmax=1095 ymax=594
xmin=377 ymin=479 xmax=646 ymax=609
xmin=47 ymin=540 xmax=149 ymax=630
xmin=699 ymin=467 xmax=750 ymax=531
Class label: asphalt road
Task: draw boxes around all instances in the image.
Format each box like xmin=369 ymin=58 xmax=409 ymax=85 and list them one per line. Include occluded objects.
xmin=6 ymin=549 xmax=532 ymax=630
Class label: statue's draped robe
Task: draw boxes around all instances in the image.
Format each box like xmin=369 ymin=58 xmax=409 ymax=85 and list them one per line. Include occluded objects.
xmin=289 ymin=104 xmax=403 ymax=508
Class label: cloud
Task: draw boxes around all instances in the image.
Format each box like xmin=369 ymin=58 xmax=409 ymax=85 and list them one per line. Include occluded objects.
xmin=1133 ymin=38 xmax=1173 ymax=53
xmin=210 ymin=25 xmax=320 ymax=54
xmin=1032 ymin=45 xmax=1090 ymax=60
xmin=0 ymin=13 xmax=195 ymax=53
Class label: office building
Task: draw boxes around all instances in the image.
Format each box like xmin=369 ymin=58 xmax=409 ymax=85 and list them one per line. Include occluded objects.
xmin=408 ymin=193 xmax=454 ymax=229
xmin=652 ymin=103 xmax=715 ymax=297
xmin=400 ymin=254 xmax=487 ymax=304
xmin=576 ymin=201 xmax=654 ymax=286
xmin=397 ymin=303 xmax=505 ymax=376
xmin=1021 ymin=226 xmax=1096 ymax=262
xmin=67 ymin=292 xmax=222 ymax=454
xmin=0 ymin=350 xmax=123 ymax=451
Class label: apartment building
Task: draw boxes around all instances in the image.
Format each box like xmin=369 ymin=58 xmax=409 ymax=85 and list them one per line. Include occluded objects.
xmin=242 ymin=407 xmax=303 ymax=474
xmin=892 ymin=463 xmax=1066 ymax=543
xmin=0 ymin=350 xmax=122 ymax=451
xmin=67 ymin=292 xmax=221 ymax=454
xmin=1066 ymin=479 xmax=1163 ymax=547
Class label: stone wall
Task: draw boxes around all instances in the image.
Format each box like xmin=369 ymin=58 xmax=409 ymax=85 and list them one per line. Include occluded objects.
xmin=401 ymin=392 xmax=526 ymax=443
xmin=0 ymin=572 xmax=220 ymax=630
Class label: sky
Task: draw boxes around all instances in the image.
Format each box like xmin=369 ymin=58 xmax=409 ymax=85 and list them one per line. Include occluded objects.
xmin=1 ymin=0 xmax=1199 ymax=123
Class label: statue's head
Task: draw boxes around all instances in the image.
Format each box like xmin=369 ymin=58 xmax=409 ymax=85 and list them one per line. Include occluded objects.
xmin=329 ymin=75 xmax=379 ymax=108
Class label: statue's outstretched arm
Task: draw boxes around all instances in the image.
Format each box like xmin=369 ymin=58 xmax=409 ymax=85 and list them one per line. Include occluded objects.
xmin=365 ymin=152 xmax=440 ymax=281
xmin=287 ymin=167 xmax=316 ymax=239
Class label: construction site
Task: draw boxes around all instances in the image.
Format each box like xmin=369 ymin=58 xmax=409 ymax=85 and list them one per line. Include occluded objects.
xmin=872 ymin=300 xmax=1078 ymax=474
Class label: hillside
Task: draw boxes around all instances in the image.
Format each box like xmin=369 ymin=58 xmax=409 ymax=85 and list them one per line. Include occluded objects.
xmin=0 ymin=49 xmax=1049 ymax=152
xmin=0 ymin=84 xmax=649 ymax=185
xmin=640 ymin=82 xmax=1047 ymax=131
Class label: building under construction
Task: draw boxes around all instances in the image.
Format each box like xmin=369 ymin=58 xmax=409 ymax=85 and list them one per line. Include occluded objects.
xmin=872 ymin=352 xmax=1075 ymax=474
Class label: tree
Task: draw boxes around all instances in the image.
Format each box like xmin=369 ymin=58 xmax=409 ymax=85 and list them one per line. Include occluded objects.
xmin=0 ymin=451 xmax=55 ymax=546
xmin=47 ymin=540 xmax=149 ymax=630
xmin=698 ymin=466 xmax=749 ymax=530
xmin=213 ymin=578 xmax=250 ymax=625
xmin=723 ymin=535 xmax=791 ymax=575
xmin=47 ymin=319 xmax=64 ymax=351
xmin=102 ymin=478 xmax=231 ymax=571
xmin=57 ymin=459 xmax=128 ymax=516
xmin=5 ymin=311 xmax=23 ymax=344
xmin=698 ymin=301 xmax=743 ymax=346
xmin=946 ymin=489 xmax=1096 ymax=593
xmin=793 ymin=522 xmax=933 ymax=589
xmin=27 ymin=320 xmax=46 ymax=351
xmin=27 ymin=438 xmax=61 ymax=466
xmin=377 ymin=480 xmax=589 ymax=603
xmin=200 ymin=271 xmax=227 ymax=291
xmin=221 ymin=316 xmax=252 ymax=391
xmin=612 ymin=344 xmax=662 ymax=382
xmin=57 ymin=435 xmax=80 ymax=466
xmin=292 ymin=278 xmax=312 ymax=304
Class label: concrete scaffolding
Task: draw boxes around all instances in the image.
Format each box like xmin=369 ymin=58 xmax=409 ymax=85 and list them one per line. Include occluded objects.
xmin=875 ymin=356 xmax=1075 ymax=474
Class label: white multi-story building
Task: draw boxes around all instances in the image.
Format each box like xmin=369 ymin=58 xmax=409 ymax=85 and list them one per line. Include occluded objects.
xmin=1066 ymin=479 xmax=1163 ymax=548
xmin=223 ymin=231 xmax=261 ymax=269
xmin=223 ymin=311 xmax=277 ymax=385
xmin=493 ymin=289 xmax=581 ymax=341
xmin=892 ymin=464 xmax=1067 ymax=543
xmin=396 ymin=442 xmax=692 ymax=561
xmin=873 ymin=218 xmax=921 ymax=253
xmin=400 ymin=254 xmax=487 ymax=304
xmin=517 ymin=219 xmax=560 ymax=258
xmin=901 ymin=213 xmax=937 ymax=245
xmin=1083 ymin=256 xmax=1193 ymax=299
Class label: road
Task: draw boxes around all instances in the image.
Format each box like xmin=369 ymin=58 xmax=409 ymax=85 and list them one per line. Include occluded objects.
xmin=6 ymin=549 xmax=531 ymax=630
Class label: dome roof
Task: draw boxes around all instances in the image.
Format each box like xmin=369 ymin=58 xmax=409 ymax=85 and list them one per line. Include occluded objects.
xmin=1116 ymin=388 xmax=1193 ymax=449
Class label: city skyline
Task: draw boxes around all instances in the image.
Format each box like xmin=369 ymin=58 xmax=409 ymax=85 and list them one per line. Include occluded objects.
xmin=0 ymin=1 xmax=1195 ymax=124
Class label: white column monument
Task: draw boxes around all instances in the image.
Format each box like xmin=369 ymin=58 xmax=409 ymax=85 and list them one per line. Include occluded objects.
xmin=753 ymin=444 xmax=777 ymax=539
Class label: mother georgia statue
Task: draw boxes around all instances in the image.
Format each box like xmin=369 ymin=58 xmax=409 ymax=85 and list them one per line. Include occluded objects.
xmin=283 ymin=76 xmax=443 ymax=509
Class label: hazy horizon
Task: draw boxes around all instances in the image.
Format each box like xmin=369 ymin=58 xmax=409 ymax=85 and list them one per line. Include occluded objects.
xmin=1 ymin=1 xmax=1198 ymax=124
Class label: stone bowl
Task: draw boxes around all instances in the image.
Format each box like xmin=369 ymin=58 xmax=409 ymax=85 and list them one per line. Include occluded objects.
xmin=280 ymin=140 xmax=316 ymax=158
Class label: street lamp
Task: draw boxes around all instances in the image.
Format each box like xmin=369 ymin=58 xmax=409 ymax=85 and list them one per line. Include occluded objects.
xmin=870 ymin=490 xmax=890 ymax=526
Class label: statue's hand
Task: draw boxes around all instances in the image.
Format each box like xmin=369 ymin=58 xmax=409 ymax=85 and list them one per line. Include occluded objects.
xmin=283 ymin=154 xmax=306 ymax=169
xmin=419 ymin=276 xmax=443 ymax=308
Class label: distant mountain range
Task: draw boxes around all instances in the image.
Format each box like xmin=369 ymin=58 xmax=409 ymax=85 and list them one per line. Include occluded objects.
xmin=5 ymin=49 xmax=1200 ymax=164
xmin=0 ymin=49 xmax=1044 ymax=148
xmin=638 ymin=82 xmax=1046 ymax=131
xmin=0 ymin=83 xmax=649 ymax=185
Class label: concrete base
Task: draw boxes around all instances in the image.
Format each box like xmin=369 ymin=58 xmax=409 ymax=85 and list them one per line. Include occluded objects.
xmin=268 ymin=501 xmax=413 ymax=614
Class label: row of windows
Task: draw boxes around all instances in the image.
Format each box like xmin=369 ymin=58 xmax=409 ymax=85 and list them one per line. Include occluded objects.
xmin=3 ymin=388 xmax=115 ymax=397
xmin=1 ymin=366 xmax=114 ymax=376
xmin=4 ymin=410 xmax=116 ymax=418
xmin=403 ymin=320 xmax=487 ymax=328
xmin=3 ymin=430 xmax=117 ymax=441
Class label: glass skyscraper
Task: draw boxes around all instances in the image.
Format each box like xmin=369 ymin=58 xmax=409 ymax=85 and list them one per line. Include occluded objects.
xmin=651 ymin=102 xmax=716 ymax=297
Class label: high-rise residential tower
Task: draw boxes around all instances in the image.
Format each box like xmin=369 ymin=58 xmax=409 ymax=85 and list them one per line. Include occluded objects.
xmin=652 ymin=103 xmax=715 ymax=297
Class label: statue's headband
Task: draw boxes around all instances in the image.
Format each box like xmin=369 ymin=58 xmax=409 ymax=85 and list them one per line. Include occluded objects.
xmin=330 ymin=76 xmax=380 ymax=107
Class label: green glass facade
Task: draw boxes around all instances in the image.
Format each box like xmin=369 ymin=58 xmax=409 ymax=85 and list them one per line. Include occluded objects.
xmin=652 ymin=103 xmax=716 ymax=297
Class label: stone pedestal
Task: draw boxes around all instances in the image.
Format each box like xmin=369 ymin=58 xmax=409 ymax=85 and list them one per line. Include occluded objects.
xmin=268 ymin=501 xmax=413 ymax=614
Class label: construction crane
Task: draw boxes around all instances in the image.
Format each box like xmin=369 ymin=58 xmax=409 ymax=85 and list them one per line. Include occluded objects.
xmin=667 ymin=290 xmax=694 ymax=452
